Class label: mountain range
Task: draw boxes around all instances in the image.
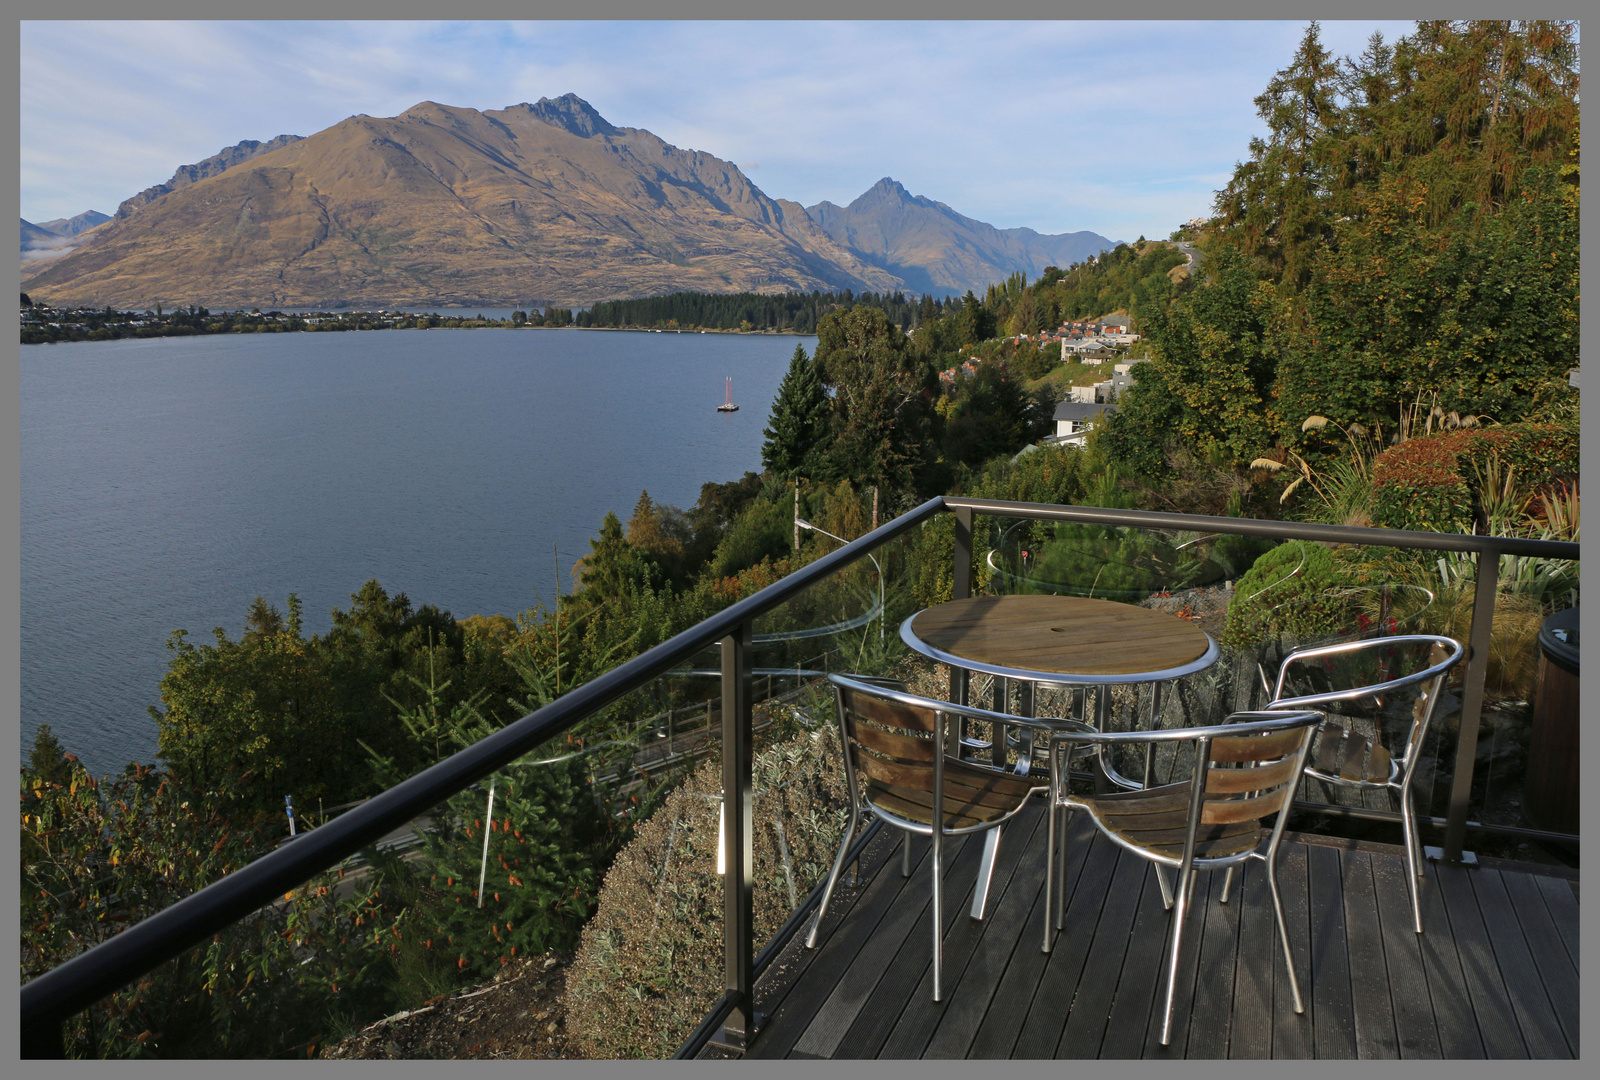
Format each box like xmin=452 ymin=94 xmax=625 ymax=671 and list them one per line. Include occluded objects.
xmin=23 ymin=95 xmax=1118 ymax=309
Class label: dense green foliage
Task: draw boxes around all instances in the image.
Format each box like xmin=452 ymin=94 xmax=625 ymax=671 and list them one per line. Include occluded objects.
xmin=1368 ymin=422 xmax=1580 ymax=534
xmin=1105 ymin=19 xmax=1579 ymax=494
xmin=579 ymin=288 xmax=929 ymax=333
xmin=1220 ymin=540 xmax=1354 ymax=648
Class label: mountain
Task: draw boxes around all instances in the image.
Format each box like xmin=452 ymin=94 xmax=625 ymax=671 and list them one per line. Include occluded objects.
xmin=21 ymin=218 xmax=79 ymax=269
xmin=36 ymin=210 xmax=111 ymax=237
xmin=23 ymin=97 xmax=900 ymax=310
xmin=806 ymin=178 xmax=1119 ymax=297
xmin=115 ymin=135 xmax=305 ymax=220
xmin=21 ymin=218 xmax=65 ymax=248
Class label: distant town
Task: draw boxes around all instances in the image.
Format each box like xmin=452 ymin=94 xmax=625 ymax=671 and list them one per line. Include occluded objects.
xmin=18 ymin=297 xmax=579 ymax=345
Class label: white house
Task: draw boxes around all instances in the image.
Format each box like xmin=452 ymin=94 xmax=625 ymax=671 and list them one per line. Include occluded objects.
xmin=1050 ymin=401 xmax=1118 ymax=448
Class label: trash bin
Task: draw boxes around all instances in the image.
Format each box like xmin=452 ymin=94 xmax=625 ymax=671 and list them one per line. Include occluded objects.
xmin=1523 ymin=606 xmax=1578 ymax=838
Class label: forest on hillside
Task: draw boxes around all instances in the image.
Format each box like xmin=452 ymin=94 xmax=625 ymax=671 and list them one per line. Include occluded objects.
xmin=22 ymin=20 xmax=1579 ymax=1060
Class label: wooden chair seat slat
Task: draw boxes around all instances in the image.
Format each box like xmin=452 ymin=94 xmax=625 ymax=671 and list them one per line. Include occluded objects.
xmin=865 ymin=787 xmax=999 ymax=832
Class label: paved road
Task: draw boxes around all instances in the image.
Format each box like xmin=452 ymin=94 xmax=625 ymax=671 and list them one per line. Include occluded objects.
xmin=1173 ymin=241 xmax=1203 ymax=276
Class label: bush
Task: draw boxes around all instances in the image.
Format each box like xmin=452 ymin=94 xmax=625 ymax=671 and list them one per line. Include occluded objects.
xmin=1369 ymin=423 xmax=1580 ymax=534
xmin=562 ymin=724 xmax=849 ymax=1058
xmin=1220 ymin=540 xmax=1353 ymax=648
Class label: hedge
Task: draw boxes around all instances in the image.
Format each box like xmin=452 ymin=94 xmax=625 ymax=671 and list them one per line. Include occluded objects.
xmin=1369 ymin=422 xmax=1579 ymax=534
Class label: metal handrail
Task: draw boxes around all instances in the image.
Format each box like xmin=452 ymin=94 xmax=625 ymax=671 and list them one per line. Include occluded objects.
xmin=19 ymin=496 xmax=945 ymax=1052
xmin=20 ymin=493 xmax=1580 ymax=1058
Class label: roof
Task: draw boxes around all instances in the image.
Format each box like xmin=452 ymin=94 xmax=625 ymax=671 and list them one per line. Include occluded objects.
xmin=1053 ymin=402 xmax=1118 ymax=421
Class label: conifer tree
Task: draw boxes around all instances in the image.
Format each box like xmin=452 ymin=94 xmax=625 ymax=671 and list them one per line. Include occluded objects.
xmin=760 ymin=343 xmax=830 ymax=481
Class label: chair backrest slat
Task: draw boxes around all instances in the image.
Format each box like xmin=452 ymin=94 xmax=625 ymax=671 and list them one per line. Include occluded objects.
xmin=1212 ymin=727 xmax=1303 ymax=763
xmin=850 ymin=722 xmax=937 ymax=765
xmin=841 ymin=688 xmax=936 ymax=734
xmin=1200 ymin=789 xmax=1293 ymax=826
xmin=1203 ymin=754 xmax=1301 ymax=795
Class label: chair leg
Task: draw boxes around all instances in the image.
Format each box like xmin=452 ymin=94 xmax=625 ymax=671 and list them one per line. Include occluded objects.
xmin=931 ymin=827 xmax=944 ymax=1002
xmin=1155 ymin=864 xmax=1175 ymax=911
xmin=1400 ymin=789 xmax=1424 ymax=934
xmin=1043 ymin=798 xmax=1058 ymax=953
xmin=806 ymin=811 xmax=856 ymax=949
xmin=902 ymin=832 xmax=913 ymax=877
xmin=1268 ymin=856 xmax=1305 ymax=1014
xmin=971 ymin=828 xmax=1001 ymax=921
xmin=1158 ymin=864 xmax=1194 ymax=1046
xmin=1220 ymin=866 xmax=1236 ymax=905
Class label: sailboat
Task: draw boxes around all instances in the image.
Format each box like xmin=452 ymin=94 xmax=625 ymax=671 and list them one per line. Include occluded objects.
xmin=717 ymin=376 xmax=740 ymax=412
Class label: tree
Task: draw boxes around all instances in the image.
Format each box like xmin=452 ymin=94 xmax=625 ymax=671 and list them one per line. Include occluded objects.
xmin=1107 ymin=246 xmax=1282 ymax=467
xmin=812 ymin=305 xmax=936 ymax=497
xmin=760 ymin=343 xmax=830 ymax=480
xmin=1214 ymin=20 xmax=1344 ymax=292
xmin=26 ymin=723 xmax=70 ymax=785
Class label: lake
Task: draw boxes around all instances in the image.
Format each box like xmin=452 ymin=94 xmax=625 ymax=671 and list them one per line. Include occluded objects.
xmin=20 ymin=327 xmax=814 ymax=776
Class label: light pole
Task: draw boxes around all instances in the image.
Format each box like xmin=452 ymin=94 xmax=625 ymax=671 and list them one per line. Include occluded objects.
xmin=795 ymin=519 xmax=883 ymax=641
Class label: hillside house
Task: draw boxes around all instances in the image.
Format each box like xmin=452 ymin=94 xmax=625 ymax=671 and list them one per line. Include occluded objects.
xmin=1051 ymin=400 xmax=1118 ymax=447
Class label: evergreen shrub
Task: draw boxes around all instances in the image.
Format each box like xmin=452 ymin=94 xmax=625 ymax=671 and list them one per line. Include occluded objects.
xmin=1220 ymin=539 xmax=1353 ymax=648
xmin=562 ymin=724 xmax=849 ymax=1058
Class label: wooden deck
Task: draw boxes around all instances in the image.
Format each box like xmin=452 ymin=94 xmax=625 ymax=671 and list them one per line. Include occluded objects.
xmin=711 ymin=799 xmax=1579 ymax=1059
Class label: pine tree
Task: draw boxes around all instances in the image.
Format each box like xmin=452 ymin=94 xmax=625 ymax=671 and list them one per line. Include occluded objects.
xmin=760 ymin=343 xmax=830 ymax=481
xmin=26 ymin=723 xmax=70 ymax=785
xmin=1215 ymin=20 xmax=1343 ymax=291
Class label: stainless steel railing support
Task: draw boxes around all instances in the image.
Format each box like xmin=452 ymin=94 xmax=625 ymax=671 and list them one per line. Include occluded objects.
xmin=719 ymin=622 xmax=758 ymax=1048
xmin=1442 ymin=546 xmax=1501 ymax=862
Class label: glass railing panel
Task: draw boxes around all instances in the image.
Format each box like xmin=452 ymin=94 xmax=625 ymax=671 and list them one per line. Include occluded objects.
xmin=737 ymin=530 xmax=921 ymax=997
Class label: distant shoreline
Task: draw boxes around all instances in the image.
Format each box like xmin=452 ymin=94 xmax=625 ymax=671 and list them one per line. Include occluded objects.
xmin=20 ymin=302 xmax=817 ymax=345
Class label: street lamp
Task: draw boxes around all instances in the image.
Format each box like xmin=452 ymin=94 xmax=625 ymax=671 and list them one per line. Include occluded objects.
xmin=795 ymin=519 xmax=883 ymax=641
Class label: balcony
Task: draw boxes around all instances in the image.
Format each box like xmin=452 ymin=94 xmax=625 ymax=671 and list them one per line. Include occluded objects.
xmin=699 ymin=804 xmax=1579 ymax=1059
xmin=21 ymin=497 xmax=1579 ymax=1059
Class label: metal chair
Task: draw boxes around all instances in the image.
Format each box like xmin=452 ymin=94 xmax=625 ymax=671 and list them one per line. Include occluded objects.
xmin=1048 ymin=709 xmax=1323 ymax=1045
xmin=805 ymin=674 xmax=1078 ymax=1001
xmin=1262 ymin=634 xmax=1464 ymax=934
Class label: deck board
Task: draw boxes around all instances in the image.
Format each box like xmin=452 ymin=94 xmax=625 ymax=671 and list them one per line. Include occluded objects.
xmin=1015 ymin=831 xmax=1121 ymax=1057
xmin=1342 ymin=850 xmax=1400 ymax=1059
xmin=1369 ymin=852 xmax=1442 ymax=1058
xmin=723 ymin=800 xmax=1578 ymax=1060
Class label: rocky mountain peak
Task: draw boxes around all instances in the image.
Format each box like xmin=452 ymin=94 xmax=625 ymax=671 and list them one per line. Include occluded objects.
xmin=519 ymin=94 xmax=619 ymax=138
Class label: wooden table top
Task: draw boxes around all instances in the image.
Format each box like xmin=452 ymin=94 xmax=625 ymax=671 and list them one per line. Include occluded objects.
xmin=904 ymin=594 xmax=1215 ymax=681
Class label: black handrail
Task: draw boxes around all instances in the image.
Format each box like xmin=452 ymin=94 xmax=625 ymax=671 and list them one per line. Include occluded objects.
xmin=19 ymin=497 xmax=944 ymax=1051
xmin=20 ymin=492 xmax=1579 ymax=1058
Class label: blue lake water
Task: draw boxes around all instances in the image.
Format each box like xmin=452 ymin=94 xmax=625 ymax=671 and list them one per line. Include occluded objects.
xmin=20 ymin=327 xmax=813 ymax=776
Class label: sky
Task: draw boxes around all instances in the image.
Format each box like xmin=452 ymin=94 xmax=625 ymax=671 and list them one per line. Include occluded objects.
xmin=20 ymin=19 xmax=1423 ymax=242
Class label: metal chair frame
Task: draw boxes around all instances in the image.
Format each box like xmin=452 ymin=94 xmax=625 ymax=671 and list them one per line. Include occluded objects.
xmin=805 ymin=674 xmax=1073 ymax=1002
xmin=1047 ymin=709 xmax=1323 ymax=1046
xmin=1264 ymin=634 xmax=1464 ymax=934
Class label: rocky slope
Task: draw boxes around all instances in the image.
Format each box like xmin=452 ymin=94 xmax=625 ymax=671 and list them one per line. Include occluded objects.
xmin=23 ymin=96 xmax=901 ymax=310
xmin=806 ymin=177 xmax=1117 ymax=297
xmin=114 ymin=135 xmax=305 ymax=220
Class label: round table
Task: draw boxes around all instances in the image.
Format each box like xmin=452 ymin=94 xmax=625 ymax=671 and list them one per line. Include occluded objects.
xmin=901 ymin=594 xmax=1221 ymax=920
xmin=901 ymin=594 xmax=1218 ymax=685
xmin=902 ymin=593 xmax=1220 ymax=791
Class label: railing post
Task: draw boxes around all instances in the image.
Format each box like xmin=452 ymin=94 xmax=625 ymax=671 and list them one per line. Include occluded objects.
xmin=1442 ymin=547 xmax=1500 ymax=862
xmin=719 ymin=622 xmax=759 ymax=1048
xmin=952 ymin=504 xmax=973 ymax=601
xmin=951 ymin=504 xmax=974 ymax=753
